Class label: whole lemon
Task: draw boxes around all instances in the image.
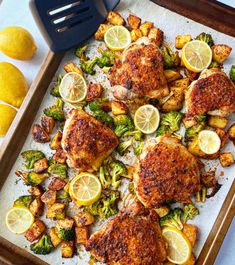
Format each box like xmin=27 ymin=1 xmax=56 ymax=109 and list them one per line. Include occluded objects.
xmin=0 ymin=26 xmax=37 ymax=60
xmin=0 ymin=104 xmax=17 ymax=136
xmin=0 ymin=62 xmax=28 ymax=108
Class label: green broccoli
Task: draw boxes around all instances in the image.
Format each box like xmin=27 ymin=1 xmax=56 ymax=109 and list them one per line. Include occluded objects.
xmin=21 ymin=150 xmax=45 ymax=169
xmin=57 ymin=228 xmax=75 ymax=241
xmin=160 ymin=208 xmax=183 ymax=230
xmin=13 ymin=195 xmax=33 ymax=208
xmin=92 ymin=109 xmax=114 ymax=127
xmin=114 ymin=115 xmax=135 ymax=137
xmin=15 ymin=170 xmax=48 ymax=186
xmin=116 ymin=139 xmax=132 ymax=156
xmin=74 ymin=45 xmax=88 ymax=60
xmin=156 ymin=125 xmax=173 ymax=137
xmin=44 ymin=98 xmax=64 ymax=122
xmin=81 ymin=57 xmax=98 ymax=75
xmin=88 ymin=100 xmax=103 ymax=111
xmin=48 ymin=163 xmax=68 ymax=179
xmin=97 ymin=50 xmax=115 ymax=68
xmin=184 ymin=124 xmax=205 ymax=142
xmin=110 ymin=160 xmax=128 ymax=188
xmin=134 ymin=140 xmax=145 ymax=156
xmin=123 ymin=130 xmax=144 ymax=141
xmin=30 ymin=235 xmax=53 ymax=255
xmin=98 ymin=190 xmax=120 ymax=218
xmin=229 ymin=65 xmax=235 ymax=82
xmin=56 ymin=191 xmax=71 ymax=205
xmin=162 ymin=46 xmax=180 ymax=69
xmin=85 ymin=199 xmax=101 ymax=216
xmin=182 ymin=203 xmax=200 ymax=224
xmin=99 ymin=166 xmax=111 ymax=189
xmin=208 ymin=61 xmax=221 ymax=69
xmin=194 ymin=114 xmax=207 ymax=124
xmin=195 ymin=32 xmax=214 ymax=46
xmin=128 ymin=182 xmax=136 ymax=194
xmin=50 ymin=75 xmax=62 ymax=97
xmin=161 ymin=111 xmax=183 ymax=131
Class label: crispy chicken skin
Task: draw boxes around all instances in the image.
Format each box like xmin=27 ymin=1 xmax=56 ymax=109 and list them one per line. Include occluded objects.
xmin=86 ymin=209 xmax=167 ymax=265
xmin=185 ymin=69 xmax=235 ymax=116
xmin=133 ymin=136 xmax=201 ymax=208
xmin=61 ymin=109 xmax=118 ymax=171
xmin=109 ymin=39 xmax=169 ymax=99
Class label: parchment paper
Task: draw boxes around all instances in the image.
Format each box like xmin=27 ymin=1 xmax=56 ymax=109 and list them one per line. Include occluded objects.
xmin=0 ymin=0 xmax=235 ymax=264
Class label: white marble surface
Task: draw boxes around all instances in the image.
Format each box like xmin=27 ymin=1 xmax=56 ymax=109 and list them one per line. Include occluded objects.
xmin=0 ymin=1 xmax=234 ymax=264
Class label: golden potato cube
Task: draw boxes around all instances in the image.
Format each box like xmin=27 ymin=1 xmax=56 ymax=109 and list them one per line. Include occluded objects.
xmin=25 ymin=220 xmax=46 ymax=242
xmin=139 ymin=21 xmax=154 ymax=36
xmin=188 ymin=137 xmax=206 ymax=157
xmin=155 ymin=206 xmax=170 ymax=217
xmin=61 ymin=241 xmax=75 ymax=258
xmin=64 ymin=62 xmax=83 ymax=76
xmin=46 ymin=203 xmax=66 ymax=220
xmin=57 ymin=218 xmax=74 ymax=230
xmin=215 ymin=128 xmax=228 ymax=148
xmin=74 ymin=211 xmax=95 ymax=227
xmin=148 ymin=28 xmax=163 ymax=47
xmin=63 ymin=181 xmax=70 ymax=193
xmin=50 ymin=131 xmax=62 ymax=150
xmin=164 ymin=69 xmax=182 ymax=83
xmin=112 ymin=100 xmax=129 ymax=115
xmin=107 ymin=11 xmax=125 ymax=26
xmin=182 ymin=116 xmax=197 ymax=129
xmin=41 ymin=116 xmax=55 ymax=134
xmin=169 ymin=78 xmax=190 ymax=89
xmin=219 ymin=152 xmax=234 ymax=167
xmin=75 ymin=226 xmax=89 ymax=245
xmin=50 ymin=227 xmax=62 ymax=247
xmin=29 ymin=197 xmax=44 ymax=217
xmin=175 ymin=34 xmax=192 ymax=49
xmin=28 ymin=186 xmax=43 ymax=197
xmin=34 ymin=158 xmax=48 ymax=173
xmin=228 ymin=123 xmax=235 ymax=140
xmin=211 ymin=44 xmax=232 ymax=64
xmin=127 ymin=14 xmax=141 ymax=29
xmin=208 ymin=115 xmax=228 ymax=129
xmin=86 ymin=83 xmax=104 ymax=102
xmin=161 ymin=87 xmax=184 ymax=112
xmin=53 ymin=148 xmax=67 ymax=164
xmin=95 ymin=24 xmax=112 ymax=40
xmin=182 ymin=224 xmax=198 ymax=247
xmin=41 ymin=190 xmax=57 ymax=206
xmin=130 ymin=29 xmax=143 ymax=42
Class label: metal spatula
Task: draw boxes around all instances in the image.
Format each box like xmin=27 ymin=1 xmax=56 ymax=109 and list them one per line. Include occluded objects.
xmin=30 ymin=0 xmax=120 ymax=52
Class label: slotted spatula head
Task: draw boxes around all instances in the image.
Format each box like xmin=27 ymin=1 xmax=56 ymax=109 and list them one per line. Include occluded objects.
xmin=30 ymin=0 xmax=120 ymax=52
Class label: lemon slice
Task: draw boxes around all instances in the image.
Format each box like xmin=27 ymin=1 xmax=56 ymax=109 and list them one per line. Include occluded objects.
xmin=59 ymin=72 xmax=87 ymax=103
xmin=69 ymin=173 xmax=102 ymax=206
xmin=134 ymin=104 xmax=160 ymax=134
xmin=182 ymin=40 xmax=212 ymax=72
xmin=104 ymin=26 xmax=131 ymax=51
xmin=6 ymin=207 xmax=34 ymax=234
xmin=162 ymin=227 xmax=192 ymax=264
xmin=198 ymin=130 xmax=221 ymax=154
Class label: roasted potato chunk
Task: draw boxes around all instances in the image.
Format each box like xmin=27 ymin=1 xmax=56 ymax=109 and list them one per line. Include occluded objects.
xmin=161 ymin=86 xmax=185 ymax=112
xmin=75 ymin=226 xmax=89 ymax=245
xmin=34 ymin=158 xmax=48 ymax=173
xmin=127 ymin=14 xmax=141 ymax=29
xmin=111 ymin=100 xmax=129 ymax=115
xmin=188 ymin=137 xmax=206 ymax=157
xmin=164 ymin=69 xmax=182 ymax=83
xmin=53 ymin=148 xmax=67 ymax=164
xmin=208 ymin=115 xmax=228 ymax=129
xmin=28 ymin=186 xmax=43 ymax=197
xmin=228 ymin=123 xmax=235 ymax=140
xmin=32 ymin=124 xmax=50 ymax=143
xmin=48 ymin=177 xmax=67 ymax=191
xmin=219 ymin=152 xmax=234 ymax=167
xmin=46 ymin=203 xmax=66 ymax=220
xmin=215 ymin=128 xmax=228 ymax=148
xmin=61 ymin=241 xmax=75 ymax=258
xmin=86 ymin=83 xmax=104 ymax=102
xmin=182 ymin=116 xmax=197 ymax=129
xmin=130 ymin=29 xmax=143 ymax=42
xmin=57 ymin=218 xmax=74 ymax=230
xmin=29 ymin=197 xmax=44 ymax=217
xmin=175 ymin=34 xmax=192 ymax=49
xmin=155 ymin=206 xmax=170 ymax=217
xmin=41 ymin=190 xmax=57 ymax=206
xmin=148 ymin=28 xmax=163 ymax=47
xmin=74 ymin=211 xmax=95 ymax=227
xmin=25 ymin=220 xmax=46 ymax=242
xmin=41 ymin=116 xmax=55 ymax=134
xmin=107 ymin=11 xmax=125 ymax=26
xmin=50 ymin=131 xmax=62 ymax=150
xmin=182 ymin=224 xmax=198 ymax=247
xmin=211 ymin=44 xmax=232 ymax=63
xmin=95 ymin=24 xmax=112 ymax=40
xmin=170 ymin=77 xmax=190 ymax=89
xmin=50 ymin=227 xmax=62 ymax=247
xmin=139 ymin=21 xmax=154 ymax=36
xmin=64 ymin=62 xmax=83 ymax=75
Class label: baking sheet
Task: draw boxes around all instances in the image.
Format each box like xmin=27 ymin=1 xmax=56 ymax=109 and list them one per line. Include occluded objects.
xmin=0 ymin=0 xmax=235 ymax=264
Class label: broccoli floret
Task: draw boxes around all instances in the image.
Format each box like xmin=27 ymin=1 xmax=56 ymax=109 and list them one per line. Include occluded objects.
xmin=99 ymin=166 xmax=111 ymax=189
xmin=208 ymin=61 xmax=221 ymax=69
xmin=98 ymin=190 xmax=120 ymax=218
xmin=86 ymin=199 xmax=101 ymax=216
xmin=160 ymin=208 xmax=183 ymax=230
xmin=74 ymin=45 xmax=88 ymax=60
xmin=21 ymin=150 xmax=45 ymax=169
xmin=81 ymin=57 xmax=98 ymax=75
xmin=229 ymin=65 xmax=235 ymax=82
xmin=123 ymin=130 xmax=144 ymax=141
xmin=30 ymin=235 xmax=53 ymax=255
xmin=182 ymin=203 xmax=200 ymax=224
xmin=44 ymin=98 xmax=64 ymax=122
xmin=88 ymin=100 xmax=103 ymax=111
xmin=161 ymin=111 xmax=183 ymax=131
xmin=195 ymin=32 xmax=214 ymax=47
xmin=114 ymin=115 xmax=135 ymax=137
xmin=116 ymin=139 xmax=132 ymax=156
xmin=92 ymin=109 xmax=114 ymax=127
xmin=156 ymin=125 xmax=172 ymax=137
xmin=57 ymin=228 xmax=75 ymax=241
xmin=50 ymin=75 xmax=62 ymax=97
xmin=97 ymin=50 xmax=115 ymax=68
xmin=48 ymin=163 xmax=68 ymax=179
xmin=56 ymin=191 xmax=71 ymax=205
xmin=162 ymin=46 xmax=180 ymax=69
xmin=134 ymin=140 xmax=145 ymax=156
xmin=26 ymin=172 xmax=48 ymax=186
xmin=194 ymin=114 xmax=207 ymax=124
xmin=185 ymin=124 xmax=205 ymax=142
xmin=110 ymin=160 xmax=128 ymax=188
xmin=13 ymin=195 xmax=33 ymax=208
xmin=128 ymin=182 xmax=136 ymax=194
